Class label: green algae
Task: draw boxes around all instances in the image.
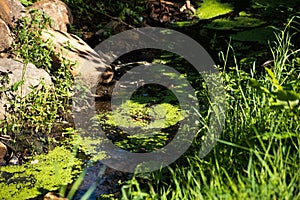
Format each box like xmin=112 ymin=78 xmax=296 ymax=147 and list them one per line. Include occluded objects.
xmin=96 ymin=100 xmax=187 ymax=152
xmin=61 ymin=128 xmax=107 ymax=162
xmin=0 ymin=146 xmax=83 ymax=200
xmin=103 ymin=100 xmax=185 ymax=130
xmin=78 ymin=136 xmax=107 ymax=162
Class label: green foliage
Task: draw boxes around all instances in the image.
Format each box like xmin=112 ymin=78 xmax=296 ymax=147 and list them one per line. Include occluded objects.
xmin=249 ymin=19 xmax=300 ymax=118
xmin=251 ymin=17 xmax=300 ymax=118
xmin=60 ymin=127 xmax=107 ymax=162
xmin=0 ymin=68 xmax=73 ymax=135
xmin=12 ymin=10 xmax=55 ymax=71
xmin=0 ymin=9 xmax=74 ymax=135
xmin=76 ymin=135 xmax=106 ymax=162
xmin=0 ymin=146 xmax=83 ymax=200
xmin=0 ymin=72 xmax=10 ymax=97
xmin=19 ymin=0 xmax=34 ymax=6
xmin=250 ymin=67 xmax=300 ymax=113
xmin=59 ymin=166 xmax=98 ymax=200
xmin=62 ymin=0 xmax=101 ymax=20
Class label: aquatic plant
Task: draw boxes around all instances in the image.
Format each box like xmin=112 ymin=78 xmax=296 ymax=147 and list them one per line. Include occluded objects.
xmin=0 ymin=146 xmax=83 ymax=199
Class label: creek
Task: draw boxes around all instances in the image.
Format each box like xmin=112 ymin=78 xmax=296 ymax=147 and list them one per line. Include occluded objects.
xmin=2 ymin=0 xmax=299 ymax=199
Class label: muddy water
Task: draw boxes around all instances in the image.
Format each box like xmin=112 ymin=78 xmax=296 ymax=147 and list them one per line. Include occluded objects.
xmin=74 ymin=161 xmax=132 ymax=199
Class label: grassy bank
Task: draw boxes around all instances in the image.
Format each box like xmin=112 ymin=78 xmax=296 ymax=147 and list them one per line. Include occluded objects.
xmin=120 ymin=18 xmax=300 ymax=200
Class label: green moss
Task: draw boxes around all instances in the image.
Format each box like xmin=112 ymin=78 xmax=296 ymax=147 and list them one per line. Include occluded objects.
xmin=0 ymin=146 xmax=83 ymax=200
xmin=196 ymin=0 xmax=233 ymax=20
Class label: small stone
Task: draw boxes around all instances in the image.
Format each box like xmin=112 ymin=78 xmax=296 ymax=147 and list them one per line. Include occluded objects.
xmin=30 ymin=159 xmax=39 ymax=164
xmin=8 ymin=154 xmax=18 ymax=165
xmin=44 ymin=192 xmax=68 ymax=200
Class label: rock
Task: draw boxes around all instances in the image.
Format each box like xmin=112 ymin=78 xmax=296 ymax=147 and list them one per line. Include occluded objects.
xmin=0 ymin=99 xmax=7 ymax=121
xmin=41 ymin=29 xmax=113 ymax=88
xmin=0 ymin=58 xmax=52 ymax=97
xmin=0 ymin=58 xmax=52 ymax=120
xmin=29 ymin=0 xmax=73 ymax=32
xmin=44 ymin=192 xmax=68 ymax=200
xmin=0 ymin=141 xmax=7 ymax=164
xmin=0 ymin=0 xmax=25 ymax=27
xmin=0 ymin=18 xmax=13 ymax=52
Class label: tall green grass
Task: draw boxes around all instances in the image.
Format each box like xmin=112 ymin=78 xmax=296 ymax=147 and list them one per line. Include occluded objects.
xmin=120 ymin=18 xmax=300 ymax=200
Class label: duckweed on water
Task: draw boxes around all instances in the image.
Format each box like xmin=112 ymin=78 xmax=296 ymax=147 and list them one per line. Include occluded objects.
xmin=96 ymin=100 xmax=186 ymax=152
xmin=0 ymin=146 xmax=83 ymax=200
xmin=101 ymin=100 xmax=185 ymax=130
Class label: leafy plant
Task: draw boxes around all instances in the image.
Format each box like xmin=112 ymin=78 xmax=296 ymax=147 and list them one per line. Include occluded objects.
xmin=0 ymin=9 xmax=75 ymax=171
xmin=19 ymin=0 xmax=35 ymax=6
xmin=12 ymin=9 xmax=55 ymax=71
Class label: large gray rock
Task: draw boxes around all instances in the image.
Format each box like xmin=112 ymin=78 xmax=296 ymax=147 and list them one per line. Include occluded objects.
xmin=0 ymin=58 xmax=52 ymax=120
xmin=0 ymin=0 xmax=25 ymax=27
xmin=0 ymin=18 xmax=13 ymax=52
xmin=41 ymin=29 xmax=113 ymax=88
xmin=29 ymin=0 xmax=73 ymax=32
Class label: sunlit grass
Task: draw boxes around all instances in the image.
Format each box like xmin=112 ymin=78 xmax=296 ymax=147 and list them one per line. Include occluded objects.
xmin=120 ymin=17 xmax=300 ymax=200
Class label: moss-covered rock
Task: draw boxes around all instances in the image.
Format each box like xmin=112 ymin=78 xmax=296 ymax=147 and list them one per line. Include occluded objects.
xmin=196 ymin=0 xmax=233 ymax=20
